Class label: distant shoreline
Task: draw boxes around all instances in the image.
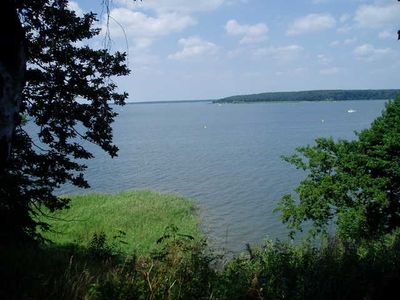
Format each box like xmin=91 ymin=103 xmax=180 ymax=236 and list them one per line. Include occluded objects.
xmin=124 ymin=89 xmax=399 ymax=105
xmin=213 ymin=98 xmax=391 ymax=104
xmin=125 ymin=98 xmax=389 ymax=105
xmin=125 ymin=99 xmax=213 ymax=105
xmin=214 ymin=89 xmax=400 ymax=104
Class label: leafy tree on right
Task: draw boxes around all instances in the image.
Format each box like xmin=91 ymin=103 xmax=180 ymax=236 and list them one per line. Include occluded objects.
xmin=276 ymin=95 xmax=400 ymax=243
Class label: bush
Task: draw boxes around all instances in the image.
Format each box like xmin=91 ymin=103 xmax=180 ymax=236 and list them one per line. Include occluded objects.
xmin=2 ymin=233 xmax=400 ymax=299
xmin=218 ymin=233 xmax=400 ymax=300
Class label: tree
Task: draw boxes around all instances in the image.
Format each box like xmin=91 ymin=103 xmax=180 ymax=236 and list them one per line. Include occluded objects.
xmin=0 ymin=0 xmax=25 ymax=170
xmin=276 ymin=96 xmax=400 ymax=242
xmin=0 ymin=0 xmax=129 ymax=240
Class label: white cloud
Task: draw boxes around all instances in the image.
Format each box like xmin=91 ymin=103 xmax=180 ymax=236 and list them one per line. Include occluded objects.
xmin=133 ymin=38 xmax=153 ymax=49
xmin=106 ymin=8 xmax=196 ymax=48
xmin=67 ymin=1 xmax=84 ymax=16
xmin=330 ymin=37 xmax=357 ymax=47
xmin=339 ymin=13 xmax=351 ymax=23
xmin=253 ymin=45 xmax=304 ymax=61
xmin=330 ymin=40 xmax=340 ymax=47
xmin=226 ymin=47 xmax=244 ymax=59
xmin=116 ymin=0 xmax=225 ymax=13
xmin=344 ymin=37 xmax=357 ymax=45
xmin=337 ymin=24 xmax=353 ymax=34
xmin=353 ymin=44 xmax=392 ymax=62
xmin=378 ymin=30 xmax=394 ymax=39
xmin=168 ymin=36 xmax=218 ymax=60
xmin=225 ymin=20 xmax=268 ymax=44
xmin=354 ymin=3 xmax=400 ymax=28
xmin=317 ymin=54 xmax=332 ymax=64
xmin=287 ymin=14 xmax=336 ymax=35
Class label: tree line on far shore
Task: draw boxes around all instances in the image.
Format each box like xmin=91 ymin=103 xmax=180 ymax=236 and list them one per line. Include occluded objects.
xmin=214 ymin=89 xmax=400 ymax=103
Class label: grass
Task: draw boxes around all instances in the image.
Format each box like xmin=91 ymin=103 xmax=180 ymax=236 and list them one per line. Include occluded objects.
xmin=38 ymin=190 xmax=201 ymax=255
xmin=3 ymin=190 xmax=400 ymax=299
xmin=2 ymin=190 xmax=214 ymax=299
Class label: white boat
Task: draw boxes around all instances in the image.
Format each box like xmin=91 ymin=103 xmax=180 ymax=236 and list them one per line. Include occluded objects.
xmin=347 ymin=109 xmax=357 ymax=113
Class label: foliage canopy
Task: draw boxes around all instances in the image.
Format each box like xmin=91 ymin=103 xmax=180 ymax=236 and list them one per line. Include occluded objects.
xmin=0 ymin=0 xmax=129 ymax=239
xmin=277 ymin=95 xmax=400 ymax=242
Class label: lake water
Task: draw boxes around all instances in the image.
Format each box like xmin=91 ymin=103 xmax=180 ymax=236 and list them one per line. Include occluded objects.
xmin=60 ymin=100 xmax=387 ymax=252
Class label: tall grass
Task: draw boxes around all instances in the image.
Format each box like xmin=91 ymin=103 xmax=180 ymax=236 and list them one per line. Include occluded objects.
xmin=38 ymin=190 xmax=201 ymax=255
xmin=2 ymin=191 xmax=400 ymax=299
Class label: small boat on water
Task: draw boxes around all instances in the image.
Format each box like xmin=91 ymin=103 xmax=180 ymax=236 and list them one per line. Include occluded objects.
xmin=347 ymin=109 xmax=357 ymax=113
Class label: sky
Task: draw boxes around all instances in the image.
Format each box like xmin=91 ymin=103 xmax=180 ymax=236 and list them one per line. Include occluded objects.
xmin=72 ymin=0 xmax=400 ymax=102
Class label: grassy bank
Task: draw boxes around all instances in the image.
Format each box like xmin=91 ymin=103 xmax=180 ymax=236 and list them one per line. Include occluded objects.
xmin=2 ymin=190 xmax=212 ymax=299
xmin=2 ymin=190 xmax=400 ymax=299
xmin=38 ymin=190 xmax=201 ymax=255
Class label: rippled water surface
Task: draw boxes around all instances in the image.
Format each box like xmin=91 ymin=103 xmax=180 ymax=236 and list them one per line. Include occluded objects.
xmin=60 ymin=100 xmax=387 ymax=252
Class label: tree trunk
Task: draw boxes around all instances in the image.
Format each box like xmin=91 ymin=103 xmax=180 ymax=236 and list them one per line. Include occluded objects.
xmin=0 ymin=0 xmax=25 ymax=171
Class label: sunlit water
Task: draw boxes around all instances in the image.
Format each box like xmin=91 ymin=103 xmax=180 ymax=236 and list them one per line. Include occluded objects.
xmin=58 ymin=100 xmax=387 ymax=252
